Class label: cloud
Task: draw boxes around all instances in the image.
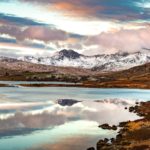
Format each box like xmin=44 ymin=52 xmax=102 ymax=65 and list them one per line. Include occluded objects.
xmin=18 ymin=0 xmax=150 ymax=22
xmin=0 ymin=0 xmax=150 ymax=56
xmin=46 ymin=1 xmax=104 ymax=19
xmin=0 ymin=48 xmax=20 ymax=57
xmin=84 ymin=26 xmax=150 ymax=54
xmin=1 ymin=20 xmax=150 ymax=55
xmin=0 ymin=25 xmax=68 ymax=42
xmin=23 ymin=26 xmax=68 ymax=42
xmin=0 ymin=11 xmax=75 ymax=44
xmin=0 ymin=20 xmax=85 ymax=56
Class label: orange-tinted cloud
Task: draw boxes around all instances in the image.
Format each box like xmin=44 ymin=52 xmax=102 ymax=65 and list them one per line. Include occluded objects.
xmin=48 ymin=2 xmax=105 ymax=18
xmin=19 ymin=0 xmax=150 ymax=22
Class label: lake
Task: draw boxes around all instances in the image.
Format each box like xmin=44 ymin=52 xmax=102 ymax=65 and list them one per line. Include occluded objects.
xmin=0 ymin=82 xmax=149 ymax=150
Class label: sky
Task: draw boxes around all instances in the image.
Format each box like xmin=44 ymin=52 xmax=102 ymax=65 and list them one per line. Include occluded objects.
xmin=0 ymin=0 xmax=150 ymax=56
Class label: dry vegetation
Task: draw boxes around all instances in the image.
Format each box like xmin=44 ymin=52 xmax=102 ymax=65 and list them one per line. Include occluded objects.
xmin=0 ymin=59 xmax=149 ymax=89
xmin=88 ymin=101 xmax=150 ymax=150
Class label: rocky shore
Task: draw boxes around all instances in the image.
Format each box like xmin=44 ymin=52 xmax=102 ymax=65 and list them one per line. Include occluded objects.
xmin=87 ymin=101 xmax=150 ymax=150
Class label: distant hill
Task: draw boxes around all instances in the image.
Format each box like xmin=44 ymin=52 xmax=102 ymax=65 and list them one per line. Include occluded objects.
xmin=106 ymin=62 xmax=150 ymax=80
xmin=93 ymin=63 xmax=150 ymax=89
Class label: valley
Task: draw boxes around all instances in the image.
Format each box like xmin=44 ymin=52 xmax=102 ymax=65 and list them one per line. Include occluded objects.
xmin=0 ymin=55 xmax=149 ymax=89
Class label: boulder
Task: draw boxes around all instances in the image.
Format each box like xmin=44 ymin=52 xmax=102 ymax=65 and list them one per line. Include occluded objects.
xmin=99 ymin=123 xmax=117 ymax=130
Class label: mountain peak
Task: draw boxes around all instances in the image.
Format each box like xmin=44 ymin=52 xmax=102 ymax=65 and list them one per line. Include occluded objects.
xmin=56 ymin=49 xmax=82 ymax=59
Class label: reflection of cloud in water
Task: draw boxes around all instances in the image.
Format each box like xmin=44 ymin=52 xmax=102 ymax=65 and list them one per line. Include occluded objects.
xmin=0 ymin=112 xmax=66 ymax=130
xmin=0 ymin=120 xmax=116 ymax=150
xmin=0 ymin=101 xmax=53 ymax=119
xmin=28 ymin=121 xmax=116 ymax=150
xmin=0 ymin=102 xmax=52 ymax=110
xmin=0 ymin=94 xmax=16 ymax=102
xmin=0 ymin=99 xmax=140 ymax=138
xmin=82 ymin=99 xmax=139 ymax=125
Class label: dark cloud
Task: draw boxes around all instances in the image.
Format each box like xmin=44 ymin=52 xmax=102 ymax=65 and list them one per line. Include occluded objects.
xmin=0 ymin=37 xmax=16 ymax=44
xmin=69 ymin=33 xmax=86 ymax=39
xmin=0 ymin=13 xmax=49 ymax=26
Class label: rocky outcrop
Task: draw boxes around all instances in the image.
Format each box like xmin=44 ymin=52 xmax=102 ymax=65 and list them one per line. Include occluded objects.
xmin=99 ymin=124 xmax=117 ymax=130
xmin=87 ymin=101 xmax=150 ymax=150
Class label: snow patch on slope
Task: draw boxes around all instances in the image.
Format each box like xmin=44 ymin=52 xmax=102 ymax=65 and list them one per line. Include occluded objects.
xmin=18 ymin=50 xmax=150 ymax=71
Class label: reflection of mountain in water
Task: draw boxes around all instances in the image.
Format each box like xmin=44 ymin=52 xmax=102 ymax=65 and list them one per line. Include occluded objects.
xmin=57 ymin=99 xmax=81 ymax=106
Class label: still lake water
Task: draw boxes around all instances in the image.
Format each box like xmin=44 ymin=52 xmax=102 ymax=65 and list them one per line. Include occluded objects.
xmin=0 ymin=81 xmax=149 ymax=150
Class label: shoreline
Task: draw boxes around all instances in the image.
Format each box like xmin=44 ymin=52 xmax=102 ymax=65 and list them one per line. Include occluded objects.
xmin=0 ymin=82 xmax=150 ymax=89
xmin=0 ymin=62 xmax=149 ymax=89
xmin=87 ymin=101 xmax=150 ymax=150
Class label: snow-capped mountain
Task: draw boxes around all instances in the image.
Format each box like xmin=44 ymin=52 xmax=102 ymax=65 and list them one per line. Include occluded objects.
xmin=18 ymin=49 xmax=150 ymax=71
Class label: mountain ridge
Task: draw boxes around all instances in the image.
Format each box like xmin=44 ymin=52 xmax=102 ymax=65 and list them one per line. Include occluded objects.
xmin=1 ymin=49 xmax=150 ymax=71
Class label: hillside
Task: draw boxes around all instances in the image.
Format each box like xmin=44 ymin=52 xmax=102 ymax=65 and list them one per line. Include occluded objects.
xmin=92 ymin=63 xmax=150 ymax=89
xmin=0 ymin=58 xmax=95 ymax=81
xmin=0 ymin=58 xmax=149 ymax=89
xmin=105 ymin=62 xmax=150 ymax=80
